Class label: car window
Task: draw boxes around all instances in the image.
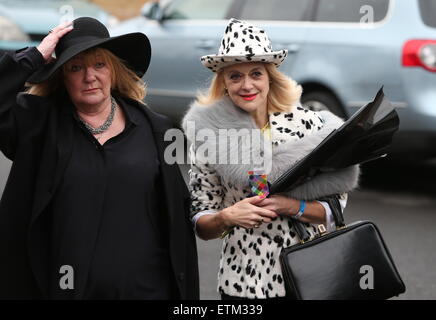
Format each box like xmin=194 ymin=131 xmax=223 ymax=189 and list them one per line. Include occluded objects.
xmin=419 ymin=0 xmax=436 ymax=28
xmin=163 ymin=0 xmax=233 ymax=20
xmin=315 ymin=0 xmax=389 ymax=23
xmin=238 ymin=0 xmax=314 ymax=21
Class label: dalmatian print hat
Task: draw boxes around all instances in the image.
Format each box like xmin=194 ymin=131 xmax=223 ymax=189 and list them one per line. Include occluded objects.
xmin=200 ymin=18 xmax=288 ymax=72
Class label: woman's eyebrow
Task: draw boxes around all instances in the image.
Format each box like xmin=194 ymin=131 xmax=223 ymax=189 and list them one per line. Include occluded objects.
xmin=231 ymin=68 xmax=262 ymax=73
xmin=227 ymin=69 xmax=242 ymax=74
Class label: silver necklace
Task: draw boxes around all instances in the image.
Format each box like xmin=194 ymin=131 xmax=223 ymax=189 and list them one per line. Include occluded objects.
xmin=79 ymin=97 xmax=117 ymax=135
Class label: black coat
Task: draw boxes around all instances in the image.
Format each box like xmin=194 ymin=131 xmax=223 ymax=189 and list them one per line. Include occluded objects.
xmin=0 ymin=53 xmax=199 ymax=299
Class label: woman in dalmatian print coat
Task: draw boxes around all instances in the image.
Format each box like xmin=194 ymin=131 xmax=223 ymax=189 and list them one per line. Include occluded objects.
xmin=182 ymin=18 xmax=360 ymax=299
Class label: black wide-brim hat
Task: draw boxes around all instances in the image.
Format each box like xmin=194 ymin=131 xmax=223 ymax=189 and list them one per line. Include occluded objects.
xmin=28 ymin=17 xmax=151 ymax=83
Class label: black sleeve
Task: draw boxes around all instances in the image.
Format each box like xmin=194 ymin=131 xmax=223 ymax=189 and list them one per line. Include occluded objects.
xmin=0 ymin=48 xmax=47 ymax=160
xmin=11 ymin=47 xmax=45 ymax=72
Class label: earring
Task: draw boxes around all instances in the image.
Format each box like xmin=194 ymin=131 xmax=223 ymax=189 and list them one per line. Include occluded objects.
xmin=224 ymin=88 xmax=229 ymax=95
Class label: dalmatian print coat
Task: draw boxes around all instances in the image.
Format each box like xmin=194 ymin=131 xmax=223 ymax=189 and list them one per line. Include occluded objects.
xmin=182 ymin=97 xmax=360 ymax=299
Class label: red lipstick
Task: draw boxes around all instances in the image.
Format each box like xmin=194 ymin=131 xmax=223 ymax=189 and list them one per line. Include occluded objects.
xmin=241 ymin=93 xmax=257 ymax=101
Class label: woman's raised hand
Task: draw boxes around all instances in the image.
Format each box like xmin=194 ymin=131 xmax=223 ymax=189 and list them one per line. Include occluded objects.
xmin=222 ymin=196 xmax=279 ymax=229
xmin=36 ymin=21 xmax=74 ymax=63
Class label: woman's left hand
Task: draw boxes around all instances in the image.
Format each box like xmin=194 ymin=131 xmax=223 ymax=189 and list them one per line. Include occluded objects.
xmin=256 ymin=195 xmax=299 ymax=216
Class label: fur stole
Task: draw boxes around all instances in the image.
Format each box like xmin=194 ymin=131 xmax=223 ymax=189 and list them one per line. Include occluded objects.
xmin=182 ymin=97 xmax=360 ymax=200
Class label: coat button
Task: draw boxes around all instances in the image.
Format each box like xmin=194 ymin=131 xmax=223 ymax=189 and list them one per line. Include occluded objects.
xmin=178 ymin=273 xmax=185 ymax=282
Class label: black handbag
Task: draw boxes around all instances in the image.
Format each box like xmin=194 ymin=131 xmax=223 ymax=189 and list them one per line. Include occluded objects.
xmin=279 ymin=196 xmax=406 ymax=300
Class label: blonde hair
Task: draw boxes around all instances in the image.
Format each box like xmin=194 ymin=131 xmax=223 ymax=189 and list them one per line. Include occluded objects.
xmin=26 ymin=47 xmax=146 ymax=102
xmin=196 ymin=63 xmax=302 ymax=113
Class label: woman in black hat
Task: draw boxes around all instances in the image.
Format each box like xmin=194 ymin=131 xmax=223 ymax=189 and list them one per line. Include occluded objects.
xmin=0 ymin=17 xmax=198 ymax=299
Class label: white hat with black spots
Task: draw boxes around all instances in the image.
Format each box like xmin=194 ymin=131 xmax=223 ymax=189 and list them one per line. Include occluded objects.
xmin=200 ymin=18 xmax=288 ymax=72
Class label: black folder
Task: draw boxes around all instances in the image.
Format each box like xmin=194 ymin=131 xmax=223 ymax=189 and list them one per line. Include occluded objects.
xmin=269 ymin=87 xmax=400 ymax=195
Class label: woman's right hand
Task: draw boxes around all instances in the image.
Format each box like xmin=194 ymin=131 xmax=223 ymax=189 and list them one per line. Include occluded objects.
xmin=221 ymin=196 xmax=279 ymax=229
xmin=36 ymin=21 xmax=74 ymax=63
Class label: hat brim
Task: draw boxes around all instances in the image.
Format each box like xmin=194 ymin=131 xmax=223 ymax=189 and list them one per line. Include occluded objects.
xmin=200 ymin=50 xmax=288 ymax=72
xmin=27 ymin=32 xmax=151 ymax=83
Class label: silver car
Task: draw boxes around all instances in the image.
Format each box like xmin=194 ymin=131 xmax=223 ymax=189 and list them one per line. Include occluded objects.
xmin=111 ymin=0 xmax=436 ymax=161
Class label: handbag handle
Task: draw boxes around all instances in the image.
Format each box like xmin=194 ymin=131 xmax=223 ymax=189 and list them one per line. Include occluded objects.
xmin=318 ymin=195 xmax=345 ymax=228
xmin=291 ymin=194 xmax=345 ymax=243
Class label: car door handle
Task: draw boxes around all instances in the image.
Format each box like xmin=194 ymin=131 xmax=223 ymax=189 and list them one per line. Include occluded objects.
xmin=278 ymin=43 xmax=300 ymax=53
xmin=196 ymin=40 xmax=216 ymax=50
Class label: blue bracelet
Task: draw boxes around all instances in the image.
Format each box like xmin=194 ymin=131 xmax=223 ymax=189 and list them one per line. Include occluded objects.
xmin=294 ymin=200 xmax=306 ymax=219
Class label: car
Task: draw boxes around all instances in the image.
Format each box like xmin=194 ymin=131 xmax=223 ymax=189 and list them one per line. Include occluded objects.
xmin=110 ymin=0 xmax=436 ymax=163
xmin=0 ymin=0 xmax=118 ymax=53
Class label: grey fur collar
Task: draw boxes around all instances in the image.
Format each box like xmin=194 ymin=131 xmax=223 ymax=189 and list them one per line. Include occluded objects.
xmin=182 ymin=97 xmax=360 ymax=200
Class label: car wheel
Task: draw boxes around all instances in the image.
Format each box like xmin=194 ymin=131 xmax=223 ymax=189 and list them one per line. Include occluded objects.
xmin=301 ymin=91 xmax=346 ymax=118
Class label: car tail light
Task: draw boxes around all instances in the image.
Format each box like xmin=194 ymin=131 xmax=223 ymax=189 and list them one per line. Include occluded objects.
xmin=402 ymin=40 xmax=436 ymax=72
